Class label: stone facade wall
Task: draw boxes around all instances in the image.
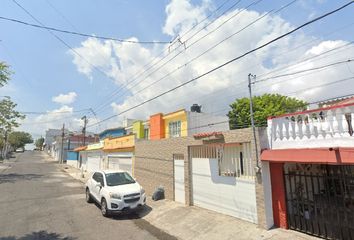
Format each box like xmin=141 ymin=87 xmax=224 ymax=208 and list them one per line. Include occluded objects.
xmin=134 ymin=136 xmax=202 ymax=203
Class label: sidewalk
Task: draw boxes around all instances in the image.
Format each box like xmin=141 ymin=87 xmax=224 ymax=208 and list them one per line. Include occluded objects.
xmin=143 ymin=199 xmax=317 ymax=240
xmin=60 ymin=163 xmax=90 ymax=184
xmin=61 ymin=164 xmax=318 ymax=240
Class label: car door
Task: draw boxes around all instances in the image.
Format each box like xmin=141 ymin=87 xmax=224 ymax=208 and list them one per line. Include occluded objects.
xmin=91 ymin=172 xmax=100 ymax=201
xmin=92 ymin=172 xmax=104 ymax=201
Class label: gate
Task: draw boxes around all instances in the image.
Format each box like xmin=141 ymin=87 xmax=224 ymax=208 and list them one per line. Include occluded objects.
xmin=284 ymin=164 xmax=354 ymax=239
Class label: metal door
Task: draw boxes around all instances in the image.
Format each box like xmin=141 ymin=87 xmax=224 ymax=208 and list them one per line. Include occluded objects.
xmin=87 ymin=155 xmax=101 ymax=172
xmin=108 ymin=156 xmax=132 ymax=174
xmin=284 ymin=164 xmax=354 ymax=240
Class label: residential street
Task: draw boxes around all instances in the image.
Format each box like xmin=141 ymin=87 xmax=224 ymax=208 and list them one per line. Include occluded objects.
xmin=0 ymin=151 xmax=175 ymax=240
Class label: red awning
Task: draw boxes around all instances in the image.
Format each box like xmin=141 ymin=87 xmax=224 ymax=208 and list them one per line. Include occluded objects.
xmin=261 ymin=148 xmax=354 ymax=164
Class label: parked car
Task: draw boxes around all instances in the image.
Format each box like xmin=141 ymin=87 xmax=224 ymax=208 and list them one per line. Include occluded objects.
xmin=85 ymin=170 xmax=146 ymax=217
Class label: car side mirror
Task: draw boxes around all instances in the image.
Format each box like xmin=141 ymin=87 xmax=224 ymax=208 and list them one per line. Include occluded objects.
xmin=96 ymin=183 xmax=102 ymax=188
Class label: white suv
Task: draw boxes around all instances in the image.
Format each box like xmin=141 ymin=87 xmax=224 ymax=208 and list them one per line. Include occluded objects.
xmin=85 ymin=170 xmax=146 ymax=217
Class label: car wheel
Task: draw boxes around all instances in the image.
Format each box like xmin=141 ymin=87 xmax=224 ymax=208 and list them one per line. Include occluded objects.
xmin=86 ymin=188 xmax=92 ymax=203
xmin=101 ymin=198 xmax=110 ymax=217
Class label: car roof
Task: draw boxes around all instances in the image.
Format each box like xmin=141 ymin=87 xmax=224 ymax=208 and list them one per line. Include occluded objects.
xmin=100 ymin=169 xmax=128 ymax=174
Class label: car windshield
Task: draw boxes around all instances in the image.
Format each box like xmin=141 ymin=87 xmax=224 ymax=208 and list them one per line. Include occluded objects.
xmin=105 ymin=172 xmax=136 ymax=186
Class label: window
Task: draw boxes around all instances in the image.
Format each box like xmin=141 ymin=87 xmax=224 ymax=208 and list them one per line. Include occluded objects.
xmin=93 ymin=172 xmax=104 ymax=186
xmin=218 ymin=144 xmax=254 ymax=178
xmin=169 ymin=121 xmax=181 ymax=138
xmin=105 ymin=172 xmax=135 ymax=186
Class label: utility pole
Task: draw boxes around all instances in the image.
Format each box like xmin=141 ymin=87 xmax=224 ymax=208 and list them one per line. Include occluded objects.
xmin=61 ymin=123 xmax=65 ymax=164
xmin=248 ymin=73 xmax=260 ymax=172
xmin=81 ymin=116 xmax=88 ymax=145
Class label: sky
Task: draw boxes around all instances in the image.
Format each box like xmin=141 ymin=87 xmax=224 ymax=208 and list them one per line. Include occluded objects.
xmin=0 ymin=0 xmax=353 ymax=138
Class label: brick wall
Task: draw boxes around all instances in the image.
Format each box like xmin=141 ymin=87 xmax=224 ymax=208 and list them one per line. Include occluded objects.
xmin=134 ymin=136 xmax=202 ymax=203
xmin=134 ymin=127 xmax=270 ymax=228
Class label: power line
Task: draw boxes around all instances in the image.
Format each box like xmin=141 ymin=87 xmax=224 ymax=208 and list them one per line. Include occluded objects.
xmin=19 ymin=109 xmax=90 ymax=115
xmin=286 ymin=76 xmax=354 ymax=96
xmin=93 ymin=0 xmax=287 ymax=115
xmin=256 ymin=40 xmax=354 ymax=79
xmin=11 ymin=0 xmax=134 ymax=90
xmin=254 ymin=58 xmax=354 ymax=83
xmin=44 ymin=0 xmax=80 ymax=32
xmin=91 ymin=0 xmax=252 ymax=113
xmin=87 ymin=1 xmax=354 ymax=128
xmin=123 ymin=37 xmax=354 ymax=116
xmin=0 ymin=15 xmax=171 ymax=44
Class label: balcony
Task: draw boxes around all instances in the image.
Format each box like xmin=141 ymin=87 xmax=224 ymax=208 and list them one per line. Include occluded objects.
xmin=267 ymin=102 xmax=354 ymax=149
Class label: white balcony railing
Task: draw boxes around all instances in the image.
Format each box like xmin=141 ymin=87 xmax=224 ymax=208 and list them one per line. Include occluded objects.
xmin=267 ymin=103 xmax=354 ymax=149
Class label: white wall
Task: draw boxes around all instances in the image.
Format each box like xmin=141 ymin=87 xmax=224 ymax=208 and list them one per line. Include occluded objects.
xmin=261 ymin=161 xmax=274 ymax=229
xmin=187 ymin=111 xmax=229 ymax=136
xmin=192 ymin=158 xmax=258 ymax=223
xmin=66 ymin=160 xmax=77 ymax=168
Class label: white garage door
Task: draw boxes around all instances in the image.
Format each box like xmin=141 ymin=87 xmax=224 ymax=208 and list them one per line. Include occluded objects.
xmin=191 ymin=146 xmax=257 ymax=223
xmin=108 ymin=156 xmax=132 ymax=174
xmin=87 ymin=155 xmax=101 ymax=172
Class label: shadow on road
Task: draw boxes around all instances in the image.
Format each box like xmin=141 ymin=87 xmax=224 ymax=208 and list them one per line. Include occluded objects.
xmin=0 ymin=231 xmax=76 ymax=240
xmin=91 ymin=201 xmax=152 ymax=220
xmin=0 ymin=173 xmax=43 ymax=184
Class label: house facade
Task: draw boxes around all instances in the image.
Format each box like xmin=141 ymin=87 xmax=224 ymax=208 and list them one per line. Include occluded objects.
xmin=133 ymin=108 xmax=229 ymax=140
xmin=134 ymin=128 xmax=273 ymax=229
xmin=103 ymin=134 xmax=135 ymax=175
xmin=52 ymin=134 xmax=98 ymax=162
xmin=261 ymin=99 xmax=354 ymax=239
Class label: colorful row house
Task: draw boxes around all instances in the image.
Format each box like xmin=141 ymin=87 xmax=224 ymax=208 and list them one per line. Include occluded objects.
xmin=132 ymin=107 xmax=229 ymax=140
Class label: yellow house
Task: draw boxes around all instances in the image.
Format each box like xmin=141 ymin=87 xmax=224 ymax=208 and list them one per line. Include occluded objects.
xmin=103 ymin=134 xmax=135 ymax=152
xmin=163 ymin=109 xmax=188 ymax=138
xmin=103 ymin=134 xmax=135 ymax=175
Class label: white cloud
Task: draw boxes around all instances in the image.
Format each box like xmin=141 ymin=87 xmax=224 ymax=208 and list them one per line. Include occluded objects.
xmin=52 ymin=92 xmax=77 ymax=105
xmin=17 ymin=105 xmax=101 ymax=137
xmin=69 ymin=0 xmax=354 ymax=127
xmin=163 ymin=0 xmax=211 ymax=36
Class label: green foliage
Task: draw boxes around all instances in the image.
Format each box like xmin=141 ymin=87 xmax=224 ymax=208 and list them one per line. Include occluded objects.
xmin=0 ymin=97 xmax=25 ymax=132
xmin=227 ymin=94 xmax=308 ymax=129
xmin=8 ymin=131 xmax=33 ymax=149
xmin=35 ymin=137 xmax=45 ymax=149
xmin=0 ymin=62 xmax=11 ymax=87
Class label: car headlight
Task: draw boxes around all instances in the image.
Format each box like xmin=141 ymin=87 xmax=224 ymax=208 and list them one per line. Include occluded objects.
xmin=141 ymin=188 xmax=145 ymax=194
xmin=109 ymin=192 xmax=122 ymax=200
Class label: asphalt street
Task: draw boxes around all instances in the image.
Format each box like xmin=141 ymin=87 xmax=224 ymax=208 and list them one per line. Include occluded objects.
xmin=0 ymin=151 xmax=175 ymax=240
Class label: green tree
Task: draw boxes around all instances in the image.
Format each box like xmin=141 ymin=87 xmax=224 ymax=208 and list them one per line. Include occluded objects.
xmin=227 ymin=94 xmax=308 ymax=129
xmin=35 ymin=137 xmax=45 ymax=150
xmin=8 ymin=131 xmax=33 ymax=150
xmin=0 ymin=62 xmax=11 ymax=87
xmin=0 ymin=97 xmax=25 ymax=133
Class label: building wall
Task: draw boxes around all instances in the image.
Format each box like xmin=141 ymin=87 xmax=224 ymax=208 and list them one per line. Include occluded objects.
xmin=133 ymin=121 xmax=145 ymax=139
xmin=134 ymin=127 xmax=270 ymax=228
xmin=135 ymin=136 xmax=202 ymax=202
xmin=187 ymin=111 xmax=229 ymax=136
xmin=67 ymin=151 xmax=78 ymax=160
xmin=149 ymin=113 xmax=165 ymax=140
xmin=103 ymin=134 xmax=135 ymax=150
xmin=163 ymin=110 xmax=188 ymax=138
